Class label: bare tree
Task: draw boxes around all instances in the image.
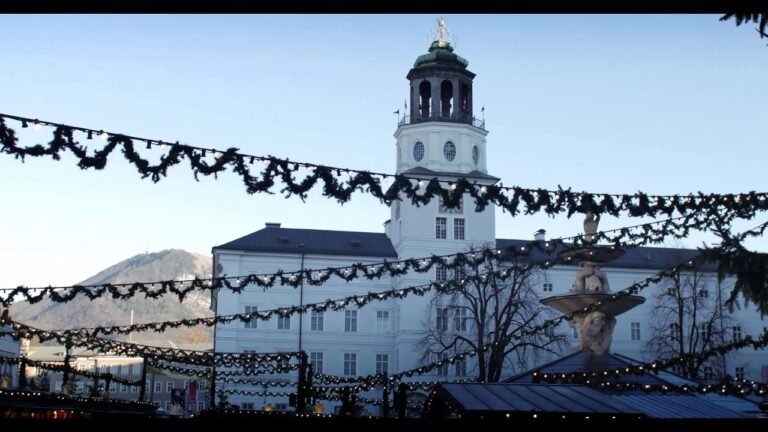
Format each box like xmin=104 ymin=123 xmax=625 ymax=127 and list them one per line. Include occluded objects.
xmin=646 ymin=268 xmax=735 ymax=382
xmin=419 ymin=246 xmax=566 ymax=383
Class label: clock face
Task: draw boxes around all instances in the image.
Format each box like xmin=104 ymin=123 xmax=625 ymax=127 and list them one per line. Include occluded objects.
xmin=413 ymin=142 xmax=425 ymax=162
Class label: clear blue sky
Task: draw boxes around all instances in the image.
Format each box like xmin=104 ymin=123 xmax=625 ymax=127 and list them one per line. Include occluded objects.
xmin=1 ymin=15 xmax=765 ymax=288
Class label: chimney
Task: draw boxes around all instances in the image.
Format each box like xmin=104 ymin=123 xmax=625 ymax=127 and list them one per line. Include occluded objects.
xmin=265 ymin=222 xmax=282 ymax=229
xmin=534 ymin=229 xmax=546 ymax=241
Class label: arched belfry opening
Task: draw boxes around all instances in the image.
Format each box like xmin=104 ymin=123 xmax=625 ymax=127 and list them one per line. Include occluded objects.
xmin=459 ymin=82 xmax=472 ymax=122
xmin=440 ymin=80 xmax=453 ymax=118
xmin=419 ymin=81 xmax=432 ymax=119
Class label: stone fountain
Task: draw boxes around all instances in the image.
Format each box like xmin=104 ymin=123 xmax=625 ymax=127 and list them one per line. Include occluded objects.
xmin=540 ymin=212 xmax=645 ymax=355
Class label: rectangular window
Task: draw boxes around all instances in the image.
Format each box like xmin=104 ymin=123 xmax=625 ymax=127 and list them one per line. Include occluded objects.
xmin=455 ymin=358 xmax=466 ymax=377
xmin=244 ymin=305 xmax=258 ymax=329
xmin=435 ymin=264 xmax=447 ymax=282
xmin=116 ymin=364 xmax=122 ymax=374
xmin=732 ymin=326 xmax=742 ymax=341
xmin=121 ymin=383 xmax=128 ymax=393
xmin=437 ymin=353 xmax=449 ymax=376
xmin=703 ymin=366 xmax=715 ymax=381
xmin=165 ymin=401 xmax=172 ymax=411
xmin=453 ymin=267 xmax=466 ymax=282
xmin=128 ymin=364 xmax=135 ymax=375
xmin=735 ymin=367 xmax=745 ymax=380
xmin=241 ymin=402 xmax=254 ymax=411
xmin=243 ymin=349 xmax=258 ymax=373
xmin=344 ymin=353 xmax=357 ymax=376
xmin=376 ymin=311 xmax=390 ymax=333
xmin=435 ymin=217 xmax=447 ymax=239
xmin=311 ymin=310 xmax=324 ymax=331
xmin=277 ymin=314 xmax=290 ymax=330
xmin=436 ymin=307 xmax=449 ymax=332
xmin=631 ymin=322 xmax=641 ymax=341
xmin=700 ymin=324 xmax=710 ymax=339
xmin=109 ymin=382 xmax=117 ymax=392
xmin=345 ymin=310 xmax=358 ymax=332
xmin=453 ymin=308 xmax=467 ymax=332
xmin=77 ymin=363 xmax=85 ymax=371
xmin=155 ymin=382 xmax=162 ymax=393
xmin=166 ymin=382 xmax=174 ymax=393
xmin=698 ymin=289 xmax=709 ymax=298
xmin=543 ymin=283 xmax=553 ymax=292
xmin=197 ymin=401 xmax=206 ymax=412
xmin=277 ymin=356 xmax=289 ymax=372
xmin=310 ymin=352 xmax=324 ymax=374
xmin=453 ymin=218 xmax=465 ymax=240
xmin=376 ymin=354 xmax=389 ymax=375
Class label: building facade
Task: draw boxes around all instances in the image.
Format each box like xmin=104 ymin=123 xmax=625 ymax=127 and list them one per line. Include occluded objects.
xmin=23 ymin=346 xmax=210 ymax=414
xmin=212 ymin=35 xmax=767 ymax=411
xmin=0 ymin=306 xmax=20 ymax=389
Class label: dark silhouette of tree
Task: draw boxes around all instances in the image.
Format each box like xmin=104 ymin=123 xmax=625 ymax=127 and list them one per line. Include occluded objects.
xmin=720 ymin=13 xmax=768 ymax=41
xmin=701 ymin=221 xmax=768 ymax=317
xmin=646 ymin=268 xmax=734 ymax=382
xmin=419 ymin=246 xmax=566 ymax=383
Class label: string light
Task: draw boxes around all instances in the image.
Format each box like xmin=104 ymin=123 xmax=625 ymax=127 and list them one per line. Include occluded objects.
xmin=3 ymin=113 xmax=763 ymax=221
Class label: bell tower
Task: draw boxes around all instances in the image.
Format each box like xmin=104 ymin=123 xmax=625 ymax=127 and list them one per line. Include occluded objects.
xmin=389 ymin=18 xmax=498 ymax=260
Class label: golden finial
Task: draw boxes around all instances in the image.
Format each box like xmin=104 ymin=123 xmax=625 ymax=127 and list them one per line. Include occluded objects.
xmin=436 ymin=16 xmax=447 ymax=41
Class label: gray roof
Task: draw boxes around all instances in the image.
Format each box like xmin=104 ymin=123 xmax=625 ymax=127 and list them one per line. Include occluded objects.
xmin=213 ymin=227 xmax=398 ymax=258
xmin=436 ymin=381 xmax=757 ymax=419
xmin=503 ymin=351 xmax=759 ymax=419
xmin=611 ymin=394 xmax=754 ymax=419
xmin=504 ymin=351 xmax=678 ymax=386
xmin=214 ymin=226 xmax=715 ymax=268
xmin=400 ymin=166 xmax=500 ymax=182
xmin=436 ymin=382 xmax=643 ymax=416
xmin=495 ymin=239 xmax=716 ymax=271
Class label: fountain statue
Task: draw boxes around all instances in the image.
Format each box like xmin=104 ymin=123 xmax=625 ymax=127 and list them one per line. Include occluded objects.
xmin=540 ymin=211 xmax=644 ymax=355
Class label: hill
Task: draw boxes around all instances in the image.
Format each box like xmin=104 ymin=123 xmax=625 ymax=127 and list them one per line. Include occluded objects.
xmin=11 ymin=249 xmax=213 ymax=348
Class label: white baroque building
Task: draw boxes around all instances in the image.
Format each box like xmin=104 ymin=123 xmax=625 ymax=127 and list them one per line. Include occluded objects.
xmin=212 ymin=35 xmax=767 ymax=411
